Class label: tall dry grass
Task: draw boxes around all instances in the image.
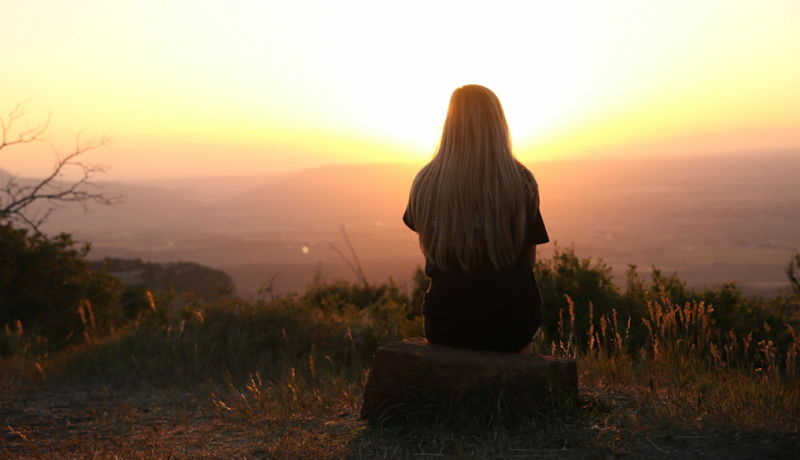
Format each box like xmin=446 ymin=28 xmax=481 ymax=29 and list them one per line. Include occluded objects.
xmin=536 ymin=286 xmax=800 ymax=436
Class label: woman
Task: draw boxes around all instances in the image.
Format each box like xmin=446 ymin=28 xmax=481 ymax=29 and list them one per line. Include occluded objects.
xmin=403 ymin=84 xmax=549 ymax=354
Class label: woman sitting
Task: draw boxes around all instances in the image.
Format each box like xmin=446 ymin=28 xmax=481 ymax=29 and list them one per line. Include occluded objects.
xmin=403 ymin=84 xmax=549 ymax=354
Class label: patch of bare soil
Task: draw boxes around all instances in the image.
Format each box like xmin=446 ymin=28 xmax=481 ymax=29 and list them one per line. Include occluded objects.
xmin=1 ymin=381 xmax=366 ymax=460
xmin=1 ymin=381 xmax=259 ymax=459
xmin=627 ymin=432 xmax=800 ymax=460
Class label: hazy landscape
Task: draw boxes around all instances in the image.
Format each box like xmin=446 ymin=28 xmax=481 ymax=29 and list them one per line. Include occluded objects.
xmin=24 ymin=151 xmax=800 ymax=299
xmin=6 ymin=2 xmax=800 ymax=458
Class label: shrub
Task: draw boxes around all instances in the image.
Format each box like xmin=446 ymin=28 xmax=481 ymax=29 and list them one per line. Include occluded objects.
xmin=534 ymin=244 xmax=633 ymax=346
xmin=0 ymin=222 xmax=123 ymax=352
xmin=304 ymin=275 xmax=421 ymax=320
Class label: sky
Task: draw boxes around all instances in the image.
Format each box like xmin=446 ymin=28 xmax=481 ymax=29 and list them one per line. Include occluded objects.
xmin=1 ymin=0 xmax=799 ymax=180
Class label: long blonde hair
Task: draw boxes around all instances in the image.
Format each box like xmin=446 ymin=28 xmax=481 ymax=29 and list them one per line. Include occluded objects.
xmin=406 ymin=84 xmax=538 ymax=272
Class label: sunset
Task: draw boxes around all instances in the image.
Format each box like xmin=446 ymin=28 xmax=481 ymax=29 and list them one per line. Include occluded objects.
xmin=2 ymin=1 xmax=799 ymax=178
xmin=3 ymin=2 xmax=800 ymax=458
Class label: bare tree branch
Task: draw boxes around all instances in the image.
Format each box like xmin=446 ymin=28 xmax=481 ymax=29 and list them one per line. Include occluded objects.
xmin=330 ymin=243 xmax=361 ymax=283
xmin=0 ymin=102 xmax=123 ymax=232
xmin=0 ymin=101 xmax=51 ymax=152
xmin=330 ymin=225 xmax=368 ymax=288
xmin=341 ymin=225 xmax=367 ymax=287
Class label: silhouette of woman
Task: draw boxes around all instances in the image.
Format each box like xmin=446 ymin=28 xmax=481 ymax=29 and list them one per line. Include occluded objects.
xmin=403 ymin=85 xmax=549 ymax=354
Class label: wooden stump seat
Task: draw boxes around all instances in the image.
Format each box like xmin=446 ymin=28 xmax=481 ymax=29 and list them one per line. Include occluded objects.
xmin=360 ymin=338 xmax=579 ymax=419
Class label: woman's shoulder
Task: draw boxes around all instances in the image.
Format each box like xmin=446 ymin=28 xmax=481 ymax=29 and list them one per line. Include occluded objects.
xmin=411 ymin=163 xmax=432 ymax=186
xmin=514 ymin=162 xmax=538 ymax=197
xmin=515 ymin=161 xmax=534 ymax=180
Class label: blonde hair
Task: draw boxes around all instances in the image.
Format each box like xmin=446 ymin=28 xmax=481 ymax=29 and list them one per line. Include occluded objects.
xmin=406 ymin=85 xmax=538 ymax=272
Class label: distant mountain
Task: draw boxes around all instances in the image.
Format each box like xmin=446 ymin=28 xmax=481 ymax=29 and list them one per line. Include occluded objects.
xmin=35 ymin=162 xmax=423 ymax=234
xmin=139 ymin=174 xmax=286 ymax=203
xmin=89 ymin=258 xmax=236 ymax=301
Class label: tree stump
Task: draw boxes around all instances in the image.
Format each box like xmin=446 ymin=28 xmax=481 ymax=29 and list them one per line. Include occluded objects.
xmin=360 ymin=338 xmax=578 ymax=419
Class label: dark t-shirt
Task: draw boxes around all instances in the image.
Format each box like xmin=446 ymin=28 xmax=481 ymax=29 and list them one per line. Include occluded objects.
xmin=402 ymin=205 xmax=549 ymax=352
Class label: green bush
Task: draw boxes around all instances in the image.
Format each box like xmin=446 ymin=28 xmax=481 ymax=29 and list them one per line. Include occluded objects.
xmin=534 ymin=245 xmax=634 ymax=346
xmin=642 ymin=263 xmax=798 ymax=355
xmin=533 ymin=246 xmax=800 ymax=355
xmin=304 ymin=275 xmax=421 ymax=320
xmin=0 ymin=223 xmax=123 ymax=352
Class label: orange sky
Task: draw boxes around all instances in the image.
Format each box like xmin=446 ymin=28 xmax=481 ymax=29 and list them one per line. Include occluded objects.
xmin=1 ymin=0 xmax=799 ymax=180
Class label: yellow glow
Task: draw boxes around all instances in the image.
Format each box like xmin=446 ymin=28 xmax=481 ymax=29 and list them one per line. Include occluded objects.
xmin=1 ymin=0 xmax=798 ymax=179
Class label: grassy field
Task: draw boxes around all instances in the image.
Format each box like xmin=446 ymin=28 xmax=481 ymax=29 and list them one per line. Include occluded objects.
xmin=3 ymin=250 xmax=800 ymax=459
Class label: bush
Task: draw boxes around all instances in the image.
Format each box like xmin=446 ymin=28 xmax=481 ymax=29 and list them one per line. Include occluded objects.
xmin=534 ymin=244 xmax=633 ymax=346
xmin=534 ymin=246 xmax=800 ymax=355
xmin=304 ymin=274 xmax=422 ymax=321
xmin=0 ymin=222 xmax=123 ymax=352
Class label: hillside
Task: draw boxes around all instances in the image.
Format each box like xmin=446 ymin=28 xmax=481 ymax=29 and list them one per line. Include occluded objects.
xmin=89 ymin=258 xmax=236 ymax=301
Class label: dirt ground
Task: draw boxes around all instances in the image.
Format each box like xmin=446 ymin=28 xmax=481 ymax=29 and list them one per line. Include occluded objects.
xmin=2 ymin=382 xmax=799 ymax=459
xmin=1 ymin=381 xmax=260 ymax=459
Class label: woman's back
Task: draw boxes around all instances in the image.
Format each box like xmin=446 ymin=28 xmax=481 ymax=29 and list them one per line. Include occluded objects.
xmin=404 ymin=85 xmax=550 ymax=353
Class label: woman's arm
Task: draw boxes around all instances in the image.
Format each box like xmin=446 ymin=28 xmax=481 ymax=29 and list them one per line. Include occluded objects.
xmin=526 ymin=244 xmax=537 ymax=269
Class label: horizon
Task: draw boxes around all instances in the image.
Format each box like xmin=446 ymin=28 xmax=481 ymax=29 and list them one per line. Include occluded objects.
xmin=3 ymin=148 xmax=799 ymax=183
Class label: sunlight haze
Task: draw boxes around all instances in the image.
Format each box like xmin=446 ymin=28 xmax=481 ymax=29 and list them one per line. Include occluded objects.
xmin=2 ymin=0 xmax=799 ymax=179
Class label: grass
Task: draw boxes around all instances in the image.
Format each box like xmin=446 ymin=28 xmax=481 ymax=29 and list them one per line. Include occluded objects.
xmin=3 ymin=269 xmax=800 ymax=458
xmin=573 ymin=289 xmax=800 ymax=437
